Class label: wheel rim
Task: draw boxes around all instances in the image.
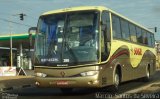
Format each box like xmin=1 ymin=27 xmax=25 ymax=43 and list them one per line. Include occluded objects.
xmin=146 ymin=68 xmax=150 ymax=78
xmin=115 ymin=73 xmax=119 ymax=87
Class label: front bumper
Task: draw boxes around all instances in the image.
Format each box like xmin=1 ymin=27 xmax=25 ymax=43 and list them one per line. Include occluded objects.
xmin=35 ymin=75 xmax=100 ymax=88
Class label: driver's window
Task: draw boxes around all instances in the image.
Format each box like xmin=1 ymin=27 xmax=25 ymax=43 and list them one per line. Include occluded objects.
xmin=101 ymin=11 xmax=111 ymax=62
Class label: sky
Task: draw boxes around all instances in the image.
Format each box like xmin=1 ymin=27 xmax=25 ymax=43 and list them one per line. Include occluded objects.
xmin=0 ymin=0 xmax=160 ymax=40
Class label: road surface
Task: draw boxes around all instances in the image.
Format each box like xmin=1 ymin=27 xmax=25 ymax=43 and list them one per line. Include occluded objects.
xmin=1 ymin=70 xmax=160 ymax=99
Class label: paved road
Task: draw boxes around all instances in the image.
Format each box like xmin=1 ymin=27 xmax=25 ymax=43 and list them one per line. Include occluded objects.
xmin=1 ymin=71 xmax=160 ymax=99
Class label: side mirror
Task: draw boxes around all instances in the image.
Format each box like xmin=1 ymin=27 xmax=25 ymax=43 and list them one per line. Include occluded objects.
xmin=28 ymin=27 xmax=37 ymax=33
xmin=28 ymin=27 xmax=37 ymax=49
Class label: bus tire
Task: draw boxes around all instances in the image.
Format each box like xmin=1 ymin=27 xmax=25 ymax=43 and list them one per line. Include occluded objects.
xmin=60 ymin=88 xmax=73 ymax=93
xmin=109 ymin=69 xmax=120 ymax=92
xmin=143 ymin=65 xmax=150 ymax=82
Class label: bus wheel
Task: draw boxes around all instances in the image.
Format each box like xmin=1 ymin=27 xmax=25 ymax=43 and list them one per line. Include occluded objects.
xmin=109 ymin=69 xmax=120 ymax=92
xmin=60 ymin=88 xmax=73 ymax=93
xmin=143 ymin=66 xmax=150 ymax=82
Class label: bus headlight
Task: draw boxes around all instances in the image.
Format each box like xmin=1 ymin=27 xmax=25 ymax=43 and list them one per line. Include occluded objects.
xmin=80 ymin=71 xmax=98 ymax=77
xmin=35 ymin=72 xmax=47 ymax=77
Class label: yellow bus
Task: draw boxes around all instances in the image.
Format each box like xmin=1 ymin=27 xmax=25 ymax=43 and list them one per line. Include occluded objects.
xmin=29 ymin=6 xmax=156 ymax=92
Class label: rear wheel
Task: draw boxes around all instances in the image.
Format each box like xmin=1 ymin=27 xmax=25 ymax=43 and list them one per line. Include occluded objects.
xmin=143 ymin=66 xmax=150 ymax=82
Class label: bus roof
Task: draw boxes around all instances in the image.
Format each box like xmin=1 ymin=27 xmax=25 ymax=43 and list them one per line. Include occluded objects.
xmin=42 ymin=6 xmax=107 ymax=15
xmin=41 ymin=6 xmax=154 ymax=34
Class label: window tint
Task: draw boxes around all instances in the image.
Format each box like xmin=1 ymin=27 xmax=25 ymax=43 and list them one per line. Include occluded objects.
xmin=129 ymin=23 xmax=137 ymax=42
xmin=142 ymin=30 xmax=148 ymax=44
xmin=112 ymin=15 xmax=122 ymax=39
xmin=136 ymin=27 xmax=142 ymax=43
xmin=147 ymin=32 xmax=152 ymax=46
xmin=120 ymin=19 xmax=130 ymax=40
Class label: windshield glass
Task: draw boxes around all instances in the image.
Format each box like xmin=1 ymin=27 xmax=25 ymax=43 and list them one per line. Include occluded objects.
xmin=35 ymin=11 xmax=99 ymax=66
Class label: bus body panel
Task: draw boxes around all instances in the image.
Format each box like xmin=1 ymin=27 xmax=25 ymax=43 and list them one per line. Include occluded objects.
xmin=97 ymin=45 xmax=156 ymax=87
xmin=107 ymin=39 xmax=156 ymax=82
xmin=35 ymin=66 xmax=102 ymax=88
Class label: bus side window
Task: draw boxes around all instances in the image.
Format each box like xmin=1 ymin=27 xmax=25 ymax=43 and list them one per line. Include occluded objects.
xmin=142 ymin=30 xmax=148 ymax=45
xmin=136 ymin=27 xmax=143 ymax=43
xmin=120 ymin=19 xmax=130 ymax=41
xmin=142 ymin=30 xmax=148 ymax=44
xmin=112 ymin=15 xmax=122 ymax=39
xmin=147 ymin=32 xmax=152 ymax=47
xmin=151 ymin=34 xmax=155 ymax=47
xmin=101 ymin=11 xmax=111 ymax=61
xmin=129 ymin=23 xmax=137 ymax=42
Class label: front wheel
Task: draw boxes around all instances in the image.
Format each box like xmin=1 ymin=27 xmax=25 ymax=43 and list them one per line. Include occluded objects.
xmin=109 ymin=69 xmax=120 ymax=92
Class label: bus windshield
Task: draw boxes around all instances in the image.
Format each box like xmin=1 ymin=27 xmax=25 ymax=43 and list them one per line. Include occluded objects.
xmin=35 ymin=11 xmax=99 ymax=66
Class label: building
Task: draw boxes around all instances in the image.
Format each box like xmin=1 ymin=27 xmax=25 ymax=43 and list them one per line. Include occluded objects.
xmin=0 ymin=33 xmax=35 ymax=69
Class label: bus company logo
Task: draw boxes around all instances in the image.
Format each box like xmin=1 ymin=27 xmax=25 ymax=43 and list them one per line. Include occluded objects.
xmin=134 ymin=48 xmax=142 ymax=55
xmin=60 ymin=71 xmax=65 ymax=77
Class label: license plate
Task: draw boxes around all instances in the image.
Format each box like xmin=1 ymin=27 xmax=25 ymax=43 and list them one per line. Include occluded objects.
xmin=56 ymin=81 xmax=68 ymax=85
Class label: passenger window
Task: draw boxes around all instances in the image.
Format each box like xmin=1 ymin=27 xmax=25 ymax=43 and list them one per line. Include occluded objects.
xmin=142 ymin=30 xmax=148 ymax=44
xmin=129 ymin=23 xmax=137 ymax=42
xmin=120 ymin=19 xmax=130 ymax=41
xmin=151 ymin=34 xmax=155 ymax=47
xmin=136 ymin=27 xmax=142 ymax=43
xmin=112 ymin=15 xmax=122 ymax=39
xmin=147 ymin=32 xmax=152 ymax=46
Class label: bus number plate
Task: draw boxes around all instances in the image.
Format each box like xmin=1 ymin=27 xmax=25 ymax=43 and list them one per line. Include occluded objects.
xmin=56 ymin=81 xmax=68 ymax=85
